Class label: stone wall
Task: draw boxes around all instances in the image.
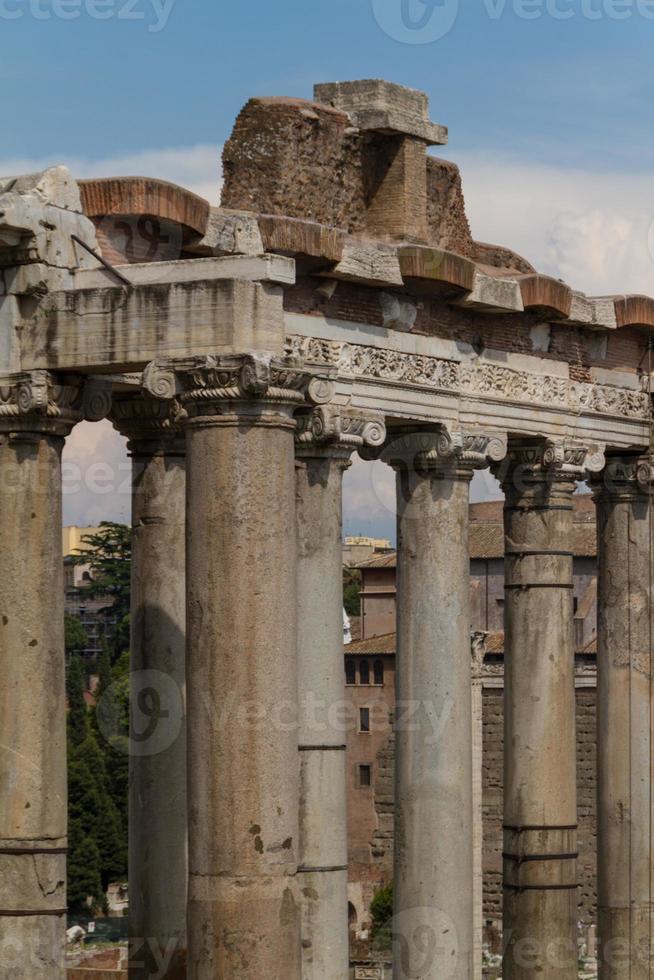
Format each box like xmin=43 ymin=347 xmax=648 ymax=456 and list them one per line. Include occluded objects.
xmin=349 ymin=672 xmax=598 ymax=926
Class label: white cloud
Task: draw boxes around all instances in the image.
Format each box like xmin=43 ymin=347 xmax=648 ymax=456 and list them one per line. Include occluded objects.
xmin=0 ymin=144 xmax=222 ymax=205
xmin=457 ymin=152 xmax=654 ymax=295
xmin=7 ymin=144 xmax=647 ymax=531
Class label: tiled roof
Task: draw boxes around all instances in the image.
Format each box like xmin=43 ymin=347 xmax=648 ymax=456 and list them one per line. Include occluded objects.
xmin=344 ymin=630 xmax=596 ymax=655
xmin=345 ymin=633 xmax=396 ymax=654
xmin=356 ymin=498 xmax=597 ymax=567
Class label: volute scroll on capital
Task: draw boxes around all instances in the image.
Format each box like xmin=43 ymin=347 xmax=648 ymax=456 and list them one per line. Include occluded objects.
xmin=495 ymin=439 xmax=606 ymax=484
xmin=369 ymin=424 xmax=508 ymax=475
xmin=591 ymin=454 xmax=654 ymax=499
xmin=295 ymin=405 xmax=387 ymax=460
xmin=141 ymin=351 xmax=337 ymax=422
xmin=0 ymin=370 xmax=111 ymax=437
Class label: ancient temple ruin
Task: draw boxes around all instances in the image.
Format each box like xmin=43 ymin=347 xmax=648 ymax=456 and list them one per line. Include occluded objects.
xmin=0 ymin=78 xmax=652 ymax=979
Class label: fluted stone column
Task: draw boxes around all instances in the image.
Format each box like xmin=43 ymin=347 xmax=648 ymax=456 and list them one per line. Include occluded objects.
xmin=0 ymin=372 xmax=108 ymax=980
xmin=111 ymin=394 xmax=187 ymax=980
xmin=499 ymin=441 xmax=603 ymax=979
xmin=143 ymin=353 xmax=333 ymax=980
xmin=295 ymin=406 xmax=386 ymax=980
xmin=593 ymin=456 xmax=654 ymax=979
xmin=386 ymin=427 xmax=506 ymax=980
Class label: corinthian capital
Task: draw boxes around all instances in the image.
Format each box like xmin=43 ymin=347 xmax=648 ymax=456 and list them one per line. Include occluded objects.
xmin=295 ymin=405 xmax=386 ymax=460
xmin=0 ymin=371 xmax=110 ymax=437
xmin=142 ymin=351 xmax=337 ymax=423
xmin=380 ymin=424 xmax=507 ymax=476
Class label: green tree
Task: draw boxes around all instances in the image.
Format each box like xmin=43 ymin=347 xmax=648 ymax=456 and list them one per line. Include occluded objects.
xmin=93 ymin=648 xmax=130 ymax=872
xmin=65 ymin=614 xmax=89 ymax=658
xmin=343 ymin=568 xmax=361 ymax=617
xmin=67 ymin=654 xmax=88 ymax=745
xmin=72 ymin=523 xmax=131 ymax=664
xmin=370 ymin=881 xmax=393 ymax=950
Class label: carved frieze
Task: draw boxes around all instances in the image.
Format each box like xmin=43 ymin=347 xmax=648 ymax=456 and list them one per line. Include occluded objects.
xmin=286 ymin=335 xmax=650 ymax=421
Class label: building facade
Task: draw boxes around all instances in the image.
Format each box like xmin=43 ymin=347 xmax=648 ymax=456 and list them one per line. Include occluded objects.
xmin=344 ymin=497 xmax=599 ymax=932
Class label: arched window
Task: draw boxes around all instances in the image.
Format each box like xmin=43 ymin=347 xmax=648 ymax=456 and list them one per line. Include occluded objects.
xmin=345 ymin=659 xmax=356 ymax=686
xmin=373 ymin=659 xmax=384 ymax=686
xmin=359 ymin=659 xmax=370 ymax=685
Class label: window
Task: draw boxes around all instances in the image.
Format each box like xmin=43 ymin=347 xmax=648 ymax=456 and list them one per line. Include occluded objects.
xmin=358 ymin=764 xmax=371 ymax=787
xmin=359 ymin=707 xmax=370 ymax=733
xmin=359 ymin=659 xmax=370 ymax=685
xmin=373 ymin=659 xmax=384 ymax=685
xmin=345 ymin=659 xmax=356 ymax=686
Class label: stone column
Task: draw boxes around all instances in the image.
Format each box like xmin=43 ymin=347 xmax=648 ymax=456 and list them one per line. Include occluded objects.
xmin=0 ymin=372 xmax=108 ymax=980
xmin=386 ymin=427 xmax=506 ymax=980
xmin=592 ymin=456 xmax=653 ymax=979
xmin=111 ymin=394 xmax=187 ymax=980
xmin=143 ymin=353 xmax=333 ymax=980
xmin=471 ymin=633 xmax=486 ymax=980
xmin=499 ymin=441 xmax=603 ymax=979
xmin=295 ymin=406 xmax=386 ymax=980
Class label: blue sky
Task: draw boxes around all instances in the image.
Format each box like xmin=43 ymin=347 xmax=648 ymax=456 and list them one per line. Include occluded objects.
xmin=3 ymin=0 xmax=654 ymax=171
xmin=4 ymin=0 xmax=654 ymax=538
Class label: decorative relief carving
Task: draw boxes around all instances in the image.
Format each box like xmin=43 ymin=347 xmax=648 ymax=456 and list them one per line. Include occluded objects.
xmin=381 ymin=425 xmax=507 ymax=474
xmin=285 ymin=335 xmax=650 ymax=420
xmin=503 ymin=439 xmax=606 ymax=480
xmin=0 ymin=371 xmax=110 ymax=435
xmin=143 ymin=352 xmax=337 ymax=418
xmin=592 ymin=455 xmax=654 ymax=497
xmin=295 ymin=405 xmax=387 ymax=454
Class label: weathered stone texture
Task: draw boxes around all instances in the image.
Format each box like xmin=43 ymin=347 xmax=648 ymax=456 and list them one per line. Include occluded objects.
xmin=221 ymin=98 xmax=368 ymax=233
xmin=426 ymin=157 xmax=475 ymax=258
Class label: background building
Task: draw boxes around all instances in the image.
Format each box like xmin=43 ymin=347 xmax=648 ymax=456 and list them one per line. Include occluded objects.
xmin=344 ymin=496 xmax=598 ymax=934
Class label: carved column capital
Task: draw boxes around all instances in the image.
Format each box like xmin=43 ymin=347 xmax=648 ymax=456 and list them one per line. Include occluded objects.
xmin=379 ymin=424 xmax=507 ymax=478
xmin=111 ymin=391 xmax=185 ymax=457
xmin=295 ymin=405 xmax=386 ymax=464
xmin=471 ymin=632 xmax=487 ymax=680
xmin=142 ymin=351 xmax=336 ymax=430
xmin=497 ymin=438 xmax=606 ymax=490
xmin=591 ymin=454 xmax=654 ymax=502
xmin=0 ymin=371 xmax=111 ymax=439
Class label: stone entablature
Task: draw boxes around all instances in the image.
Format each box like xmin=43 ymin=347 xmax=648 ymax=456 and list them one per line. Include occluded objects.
xmin=2 ymin=76 xmax=654 ymax=980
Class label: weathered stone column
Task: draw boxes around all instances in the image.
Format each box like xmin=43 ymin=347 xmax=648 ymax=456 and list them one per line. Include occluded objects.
xmin=111 ymin=394 xmax=187 ymax=980
xmin=471 ymin=633 xmax=486 ymax=980
xmin=0 ymin=372 xmax=108 ymax=980
xmin=499 ymin=441 xmax=603 ymax=979
xmin=295 ymin=406 xmax=386 ymax=980
xmin=143 ymin=353 xmax=333 ymax=980
xmin=592 ymin=456 xmax=654 ymax=979
xmin=386 ymin=427 xmax=506 ymax=980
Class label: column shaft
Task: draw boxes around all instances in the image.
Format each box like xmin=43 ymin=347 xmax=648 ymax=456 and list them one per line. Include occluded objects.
xmin=394 ymin=461 xmax=474 ymax=980
xmin=186 ymin=411 xmax=301 ymax=980
xmin=295 ymin=451 xmax=350 ymax=980
xmin=594 ymin=459 xmax=653 ymax=979
xmin=501 ymin=460 xmax=578 ymax=978
xmin=0 ymin=431 xmax=67 ymax=980
xmin=123 ymin=412 xmax=187 ymax=980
